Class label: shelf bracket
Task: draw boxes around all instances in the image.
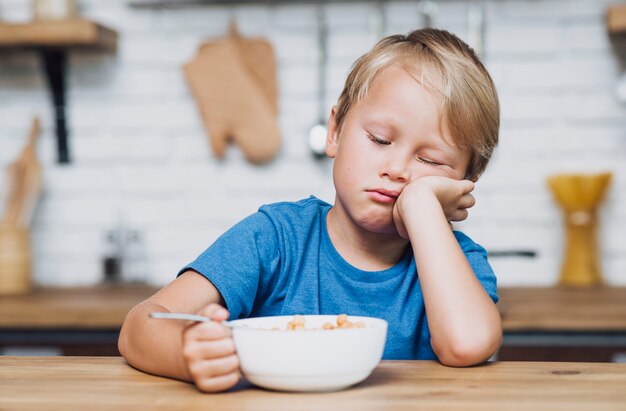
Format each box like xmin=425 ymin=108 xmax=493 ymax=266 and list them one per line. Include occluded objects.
xmin=39 ymin=47 xmax=70 ymax=164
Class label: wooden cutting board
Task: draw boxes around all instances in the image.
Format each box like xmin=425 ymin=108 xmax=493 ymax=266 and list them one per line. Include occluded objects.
xmin=1 ymin=117 xmax=42 ymax=228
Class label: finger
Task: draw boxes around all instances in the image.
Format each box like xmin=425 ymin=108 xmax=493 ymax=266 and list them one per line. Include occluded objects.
xmin=195 ymin=370 xmax=242 ymax=393
xmin=186 ymin=320 xmax=232 ymax=341
xmin=460 ymin=180 xmax=475 ymax=194
xmin=460 ymin=194 xmax=476 ymax=209
xmin=197 ymin=304 xmax=230 ymax=322
xmin=189 ymin=354 xmax=240 ymax=380
xmin=184 ymin=337 xmax=236 ymax=360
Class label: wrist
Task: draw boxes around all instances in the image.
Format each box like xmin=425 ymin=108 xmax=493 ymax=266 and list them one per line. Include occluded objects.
xmin=397 ymin=182 xmax=441 ymax=221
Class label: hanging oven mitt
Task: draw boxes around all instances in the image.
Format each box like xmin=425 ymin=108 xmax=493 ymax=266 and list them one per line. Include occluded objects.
xmin=183 ymin=24 xmax=281 ymax=164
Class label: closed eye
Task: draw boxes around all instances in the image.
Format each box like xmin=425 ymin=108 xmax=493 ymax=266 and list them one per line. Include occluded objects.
xmin=418 ymin=157 xmax=443 ymax=166
xmin=367 ymin=133 xmax=390 ymax=146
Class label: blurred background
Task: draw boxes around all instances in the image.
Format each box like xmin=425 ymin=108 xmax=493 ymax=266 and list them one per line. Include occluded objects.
xmin=1 ymin=0 xmax=625 ymax=287
xmin=0 ymin=0 xmax=625 ymax=361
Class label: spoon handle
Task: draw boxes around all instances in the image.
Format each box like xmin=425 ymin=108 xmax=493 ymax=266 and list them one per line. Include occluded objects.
xmin=149 ymin=312 xmax=235 ymax=328
xmin=150 ymin=312 xmax=210 ymax=322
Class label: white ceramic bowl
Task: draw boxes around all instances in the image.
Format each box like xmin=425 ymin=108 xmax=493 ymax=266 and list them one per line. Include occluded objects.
xmin=230 ymin=315 xmax=388 ymax=392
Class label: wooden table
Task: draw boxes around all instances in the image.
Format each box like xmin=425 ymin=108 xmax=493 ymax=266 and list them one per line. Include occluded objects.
xmin=1 ymin=356 xmax=625 ymax=411
xmin=0 ymin=19 xmax=118 ymax=163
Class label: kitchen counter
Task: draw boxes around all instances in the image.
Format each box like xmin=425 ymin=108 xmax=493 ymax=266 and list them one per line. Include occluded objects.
xmin=1 ymin=356 xmax=625 ymax=410
xmin=0 ymin=285 xmax=156 ymax=355
xmin=497 ymin=287 xmax=626 ymax=362
xmin=0 ymin=285 xmax=156 ymax=329
xmin=2 ymin=285 xmax=625 ymax=330
xmin=1 ymin=286 xmax=625 ymax=360
xmin=498 ymin=286 xmax=626 ymax=331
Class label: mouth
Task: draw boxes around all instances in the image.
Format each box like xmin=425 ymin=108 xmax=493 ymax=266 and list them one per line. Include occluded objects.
xmin=366 ymin=189 xmax=400 ymax=204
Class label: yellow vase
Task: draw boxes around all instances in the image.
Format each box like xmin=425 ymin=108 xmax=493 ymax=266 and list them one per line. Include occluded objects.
xmin=547 ymin=173 xmax=612 ymax=287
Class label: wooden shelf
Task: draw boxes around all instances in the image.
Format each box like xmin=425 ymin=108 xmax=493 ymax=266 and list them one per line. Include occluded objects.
xmin=607 ymin=4 xmax=626 ymax=35
xmin=0 ymin=19 xmax=118 ymax=163
xmin=0 ymin=19 xmax=117 ymax=50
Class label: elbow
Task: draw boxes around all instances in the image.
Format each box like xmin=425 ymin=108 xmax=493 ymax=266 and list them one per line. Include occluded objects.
xmin=117 ymin=307 xmax=139 ymax=360
xmin=433 ymin=330 xmax=502 ymax=367
xmin=117 ymin=317 xmax=130 ymax=359
xmin=118 ymin=325 xmax=129 ymax=359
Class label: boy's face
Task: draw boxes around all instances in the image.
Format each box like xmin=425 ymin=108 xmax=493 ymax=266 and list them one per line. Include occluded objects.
xmin=326 ymin=65 xmax=470 ymax=235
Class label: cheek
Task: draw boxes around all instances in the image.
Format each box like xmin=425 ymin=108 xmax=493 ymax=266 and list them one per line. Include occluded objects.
xmin=412 ymin=160 xmax=468 ymax=180
xmin=337 ymin=147 xmax=367 ymax=176
xmin=410 ymin=164 xmax=449 ymax=180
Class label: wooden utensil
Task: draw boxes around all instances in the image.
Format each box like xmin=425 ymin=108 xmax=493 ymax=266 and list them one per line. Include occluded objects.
xmin=0 ymin=117 xmax=42 ymax=295
xmin=1 ymin=117 xmax=42 ymax=228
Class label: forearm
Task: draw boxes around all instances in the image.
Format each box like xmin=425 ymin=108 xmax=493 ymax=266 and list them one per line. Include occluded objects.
xmin=118 ymin=301 xmax=192 ymax=382
xmin=405 ymin=192 xmax=501 ymax=366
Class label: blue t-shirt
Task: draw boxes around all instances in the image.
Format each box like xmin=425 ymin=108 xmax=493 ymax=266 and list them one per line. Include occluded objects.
xmin=179 ymin=196 xmax=498 ymax=360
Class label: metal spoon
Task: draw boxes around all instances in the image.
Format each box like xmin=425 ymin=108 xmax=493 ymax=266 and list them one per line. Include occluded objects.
xmin=149 ymin=312 xmax=237 ymax=328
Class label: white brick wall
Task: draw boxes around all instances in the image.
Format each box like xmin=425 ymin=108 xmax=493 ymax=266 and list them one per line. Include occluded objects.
xmin=1 ymin=0 xmax=625 ymax=287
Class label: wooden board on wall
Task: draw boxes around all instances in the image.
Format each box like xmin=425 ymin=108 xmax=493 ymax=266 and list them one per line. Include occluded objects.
xmin=607 ymin=4 xmax=626 ymax=34
xmin=0 ymin=19 xmax=117 ymax=50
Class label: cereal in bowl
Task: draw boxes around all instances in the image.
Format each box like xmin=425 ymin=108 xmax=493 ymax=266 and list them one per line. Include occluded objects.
xmin=284 ymin=314 xmax=366 ymax=331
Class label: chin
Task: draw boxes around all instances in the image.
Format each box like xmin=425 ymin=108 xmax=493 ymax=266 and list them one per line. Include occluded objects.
xmin=354 ymin=214 xmax=396 ymax=235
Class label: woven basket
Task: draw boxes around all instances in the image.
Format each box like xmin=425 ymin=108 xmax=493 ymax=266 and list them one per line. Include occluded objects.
xmin=0 ymin=226 xmax=31 ymax=295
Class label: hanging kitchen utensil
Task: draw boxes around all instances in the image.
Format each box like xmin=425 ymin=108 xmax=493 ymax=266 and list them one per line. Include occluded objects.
xmin=606 ymin=4 xmax=626 ymax=104
xmin=308 ymin=3 xmax=330 ymax=158
xmin=183 ymin=23 xmax=281 ymax=164
xmin=418 ymin=0 xmax=438 ymax=28
xmin=467 ymin=1 xmax=486 ymax=61
xmin=370 ymin=1 xmax=386 ymax=40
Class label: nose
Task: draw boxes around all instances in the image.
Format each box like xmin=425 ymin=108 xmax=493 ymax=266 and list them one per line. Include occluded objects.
xmin=381 ymin=154 xmax=411 ymax=182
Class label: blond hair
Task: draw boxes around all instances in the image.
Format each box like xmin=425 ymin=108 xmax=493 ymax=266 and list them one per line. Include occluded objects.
xmin=334 ymin=28 xmax=499 ymax=181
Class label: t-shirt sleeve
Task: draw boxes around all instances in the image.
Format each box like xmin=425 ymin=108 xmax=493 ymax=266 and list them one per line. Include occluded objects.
xmin=177 ymin=212 xmax=280 ymax=320
xmin=454 ymin=231 xmax=499 ymax=304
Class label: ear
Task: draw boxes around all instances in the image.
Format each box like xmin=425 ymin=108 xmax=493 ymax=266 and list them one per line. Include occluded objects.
xmin=325 ymin=105 xmax=339 ymax=158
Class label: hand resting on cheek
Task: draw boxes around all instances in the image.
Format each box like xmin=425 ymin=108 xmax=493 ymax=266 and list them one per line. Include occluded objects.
xmin=392 ymin=176 xmax=476 ymax=239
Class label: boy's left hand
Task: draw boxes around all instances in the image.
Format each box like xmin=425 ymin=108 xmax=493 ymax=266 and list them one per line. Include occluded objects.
xmin=393 ymin=176 xmax=475 ymax=239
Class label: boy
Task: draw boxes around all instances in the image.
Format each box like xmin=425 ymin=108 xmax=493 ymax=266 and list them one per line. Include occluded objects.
xmin=119 ymin=28 xmax=502 ymax=393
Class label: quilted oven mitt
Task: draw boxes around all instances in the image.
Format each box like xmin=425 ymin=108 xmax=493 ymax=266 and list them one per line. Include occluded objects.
xmin=183 ymin=25 xmax=281 ymax=164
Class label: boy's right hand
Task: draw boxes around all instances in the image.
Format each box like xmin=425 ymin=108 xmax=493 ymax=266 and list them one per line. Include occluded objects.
xmin=413 ymin=176 xmax=476 ymax=222
xmin=393 ymin=176 xmax=475 ymax=239
xmin=181 ymin=304 xmax=241 ymax=393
